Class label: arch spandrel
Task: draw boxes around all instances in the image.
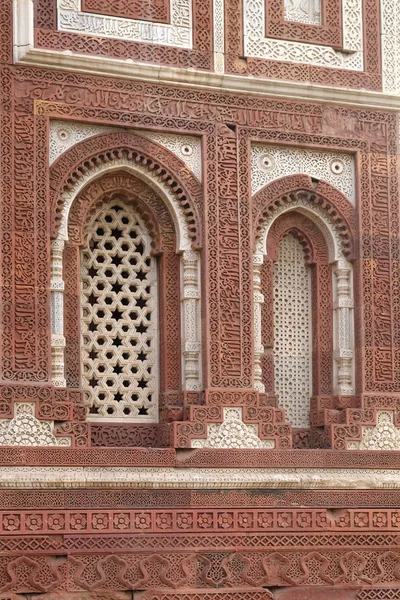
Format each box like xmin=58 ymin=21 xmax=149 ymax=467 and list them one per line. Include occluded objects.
xmin=49 ymin=130 xmax=204 ymax=252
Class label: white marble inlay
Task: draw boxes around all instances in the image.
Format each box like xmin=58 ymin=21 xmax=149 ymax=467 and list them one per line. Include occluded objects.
xmin=251 ymin=144 xmax=355 ymax=205
xmin=58 ymin=0 xmax=192 ymax=48
xmin=244 ymin=0 xmax=363 ymax=70
xmin=2 ymin=466 xmax=400 ymax=489
xmin=49 ymin=121 xmax=202 ymax=182
xmin=284 ymin=0 xmax=321 ymax=25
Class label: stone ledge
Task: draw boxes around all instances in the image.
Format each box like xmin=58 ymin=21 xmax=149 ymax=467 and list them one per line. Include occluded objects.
xmin=16 ymin=48 xmax=400 ymax=111
xmin=1 ymin=466 xmax=400 ymax=489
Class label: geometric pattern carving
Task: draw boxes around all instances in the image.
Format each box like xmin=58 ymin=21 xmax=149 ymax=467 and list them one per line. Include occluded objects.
xmin=81 ymin=200 xmax=158 ymax=422
xmin=243 ymin=0 xmax=363 ymax=69
xmin=49 ymin=121 xmax=202 ymax=182
xmin=381 ymin=0 xmax=400 ymax=92
xmin=137 ymin=131 xmax=202 ymax=182
xmin=32 ymin=0 xmax=213 ymax=70
xmin=273 ymin=234 xmax=312 ymax=428
xmin=16 ymin=0 xmax=398 ymax=93
xmin=13 ymin=506 xmax=400 ymax=534
xmin=191 ymin=407 xmax=275 ymax=448
xmin=347 ymin=412 xmax=400 ymax=450
xmin=139 ymin=591 xmax=274 ymax=600
xmin=48 ymin=130 xmax=204 ymax=250
xmin=49 ymin=120 xmax=117 ymax=165
xmin=251 ymin=144 xmax=355 ymax=205
xmin=254 ymin=180 xmax=356 ymax=406
xmin=255 ymin=186 xmax=353 ymax=261
xmin=82 ymin=0 xmax=170 ymax=23
xmin=0 ymin=403 xmax=71 ymax=446
xmin=57 ymin=0 xmax=192 ymax=48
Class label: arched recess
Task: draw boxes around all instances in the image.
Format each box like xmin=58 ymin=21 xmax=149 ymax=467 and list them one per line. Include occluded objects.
xmin=49 ymin=130 xmax=204 ymax=250
xmin=49 ymin=133 xmax=203 ymax=423
xmin=252 ymin=176 xmax=356 ymax=429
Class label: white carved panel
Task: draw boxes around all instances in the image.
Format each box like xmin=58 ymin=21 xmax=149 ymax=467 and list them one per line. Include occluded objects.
xmin=347 ymin=411 xmax=400 ymax=450
xmin=381 ymin=0 xmax=400 ymax=92
xmin=273 ymin=234 xmax=312 ymax=428
xmin=251 ymin=144 xmax=355 ymax=205
xmin=213 ymin=0 xmax=225 ymax=71
xmin=49 ymin=121 xmax=202 ymax=182
xmin=57 ymin=0 xmax=192 ymax=48
xmin=81 ymin=200 xmax=159 ymax=422
xmin=191 ymin=407 xmax=275 ymax=448
xmin=284 ymin=0 xmax=321 ymax=25
xmin=0 ymin=404 xmax=71 ymax=447
xmin=137 ymin=131 xmax=202 ymax=181
xmin=49 ymin=121 xmax=118 ymax=165
xmin=243 ymin=0 xmax=363 ymax=70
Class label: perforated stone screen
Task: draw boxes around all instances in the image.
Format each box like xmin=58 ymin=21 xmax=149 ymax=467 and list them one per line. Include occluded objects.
xmin=273 ymin=233 xmax=312 ymax=428
xmin=80 ymin=201 xmax=158 ymax=422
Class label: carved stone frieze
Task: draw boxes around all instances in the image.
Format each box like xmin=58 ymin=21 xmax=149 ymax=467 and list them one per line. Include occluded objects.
xmin=57 ymin=0 xmax=192 ymax=48
xmin=3 ymin=465 xmax=400 ymax=488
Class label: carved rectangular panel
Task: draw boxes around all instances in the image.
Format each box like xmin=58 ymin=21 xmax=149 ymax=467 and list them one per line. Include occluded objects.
xmin=207 ymin=125 xmax=253 ymax=388
xmin=1 ymin=105 xmax=50 ymax=382
xmin=82 ymin=0 xmax=170 ymax=23
xmin=266 ymin=0 xmax=342 ymax=47
xmin=226 ymin=0 xmax=381 ymax=90
xmin=33 ymin=0 xmax=212 ymax=70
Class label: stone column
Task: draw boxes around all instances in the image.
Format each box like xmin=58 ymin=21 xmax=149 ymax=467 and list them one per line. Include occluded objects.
xmin=50 ymin=239 xmax=66 ymax=387
xmin=181 ymin=250 xmax=202 ymax=390
xmin=253 ymin=251 xmax=265 ymax=391
xmin=333 ymin=259 xmax=354 ymax=395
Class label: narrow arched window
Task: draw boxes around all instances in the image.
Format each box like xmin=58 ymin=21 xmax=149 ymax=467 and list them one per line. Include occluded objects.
xmin=80 ymin=200 xmax=158 ymax=422
xmin=256 ymin=208 xmax=336 ymax=433
xmin=273 ymin=233 xmax=312 ymax=428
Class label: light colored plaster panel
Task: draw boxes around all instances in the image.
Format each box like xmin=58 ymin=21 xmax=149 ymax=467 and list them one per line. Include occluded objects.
xmin=251 ymin=144 xmax=355 ymax=205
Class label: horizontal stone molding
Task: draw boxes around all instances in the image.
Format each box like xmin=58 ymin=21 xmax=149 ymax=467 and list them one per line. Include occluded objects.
xmin=2 ymin=466 xmax=400 ymax=489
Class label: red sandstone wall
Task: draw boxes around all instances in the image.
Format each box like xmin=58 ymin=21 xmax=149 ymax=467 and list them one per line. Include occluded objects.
xmin=1 ymin=0 xmax=400 ymax=597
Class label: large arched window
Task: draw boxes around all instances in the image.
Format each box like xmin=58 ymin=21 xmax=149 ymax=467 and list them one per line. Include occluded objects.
xmin=50 ymin=165 xmax=203 ymax=424
xmin=81 ymin=200 xmax=158 ymax=421
xmin=253 ymin=190 xmax=355 ymax=433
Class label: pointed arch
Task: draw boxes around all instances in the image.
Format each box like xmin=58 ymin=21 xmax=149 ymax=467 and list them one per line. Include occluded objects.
xmin=49 ymin=130 xmax=204 ymax=251
xmin=252 ymin=174 xmax=356 ymax=261
xmin=67 ymin=171 xmax=176 ymax=254
xmin=253 ymin=176 xmax=357 ymax=432
xmin=49 ymin=137 xmax=203 ymax=420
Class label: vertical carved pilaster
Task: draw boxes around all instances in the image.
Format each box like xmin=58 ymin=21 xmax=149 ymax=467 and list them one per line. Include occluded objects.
xmin=311 ymin=264 xmax=333 ymax=396
xmin=333 ymin=259 xmax=354 ymax=395
xmin=181 ymin=251 xmax=202 ymax=390
xmin=158 ymin=251 xmax=181 ymax=406
xmin=253 ymin=251 xmax=265 ymax=392
xmin=50 ymin=239 xmax=66 ymax=387
xmin=206 ymin=125 xmax=253 ymax=390
xmin=260 ymin=258 xmax=275 ymax=394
